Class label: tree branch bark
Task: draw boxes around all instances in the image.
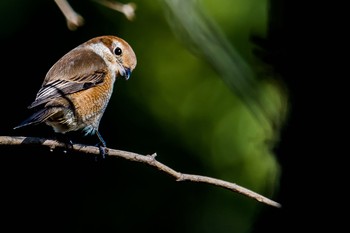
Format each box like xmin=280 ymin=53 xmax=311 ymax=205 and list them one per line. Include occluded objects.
xmin=0 ymin=135 xmax=281 ymax=208
xmin=54 ymin=0 xmax=84 ymax=30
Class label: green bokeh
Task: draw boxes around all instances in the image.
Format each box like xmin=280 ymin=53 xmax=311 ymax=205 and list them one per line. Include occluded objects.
xmin=0 ymin=0 xmax=286 ymax=232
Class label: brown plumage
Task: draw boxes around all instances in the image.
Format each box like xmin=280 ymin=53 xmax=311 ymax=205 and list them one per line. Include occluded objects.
xmin=14 ymin=35 xmax=137 ymax=152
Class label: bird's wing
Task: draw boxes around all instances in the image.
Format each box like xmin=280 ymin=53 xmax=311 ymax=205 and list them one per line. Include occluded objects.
xmin=29 ymin=48 xmax=108 ymax=109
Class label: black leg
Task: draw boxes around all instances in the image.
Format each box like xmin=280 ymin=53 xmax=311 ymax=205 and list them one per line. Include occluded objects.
xmin=95 ymin=130 xmax=108 ymax=159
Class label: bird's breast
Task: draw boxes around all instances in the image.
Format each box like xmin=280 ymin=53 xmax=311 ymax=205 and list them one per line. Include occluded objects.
xmin=70 ymin=74 xmax=115 ymax=126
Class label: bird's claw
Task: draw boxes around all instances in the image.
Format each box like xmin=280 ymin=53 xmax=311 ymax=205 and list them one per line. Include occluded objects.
xmin=94 ymin=143 xmax=108 ymax=161
xmin=99 ymin=145 xmax=108 ymax=159
xmin=66 ymin=140 xmax=74 ymax=149
xmin=94 ymin=130 xmax=108 ymax=161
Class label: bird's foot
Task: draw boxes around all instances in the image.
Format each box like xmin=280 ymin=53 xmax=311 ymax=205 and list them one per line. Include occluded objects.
xmin=54 ymin=133 xmax=74 ymax=154
xmin=94 ymin=142 xmax=109 ymax=161
xmin=94 ymin=130 xmax=108 ymax=161
xmin=63 ymin=139 xmax=74 ymax=154
xmin=98 ymin=145 xmax=108 ymax=159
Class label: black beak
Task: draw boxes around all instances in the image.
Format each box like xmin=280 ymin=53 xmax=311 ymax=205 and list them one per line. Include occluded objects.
xmin=123 ymin=67 xmax=131 ymax=80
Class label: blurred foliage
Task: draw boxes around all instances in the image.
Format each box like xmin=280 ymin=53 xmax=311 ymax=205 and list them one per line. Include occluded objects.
xmin=0 ymin=0 xmax=288 ymax=233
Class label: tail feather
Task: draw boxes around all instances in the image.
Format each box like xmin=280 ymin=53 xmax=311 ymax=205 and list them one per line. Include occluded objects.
xmin=14 ymin=108 xmax=57 ymax=130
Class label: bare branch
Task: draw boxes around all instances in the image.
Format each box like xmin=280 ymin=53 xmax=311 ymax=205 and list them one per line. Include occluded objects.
xmin=0 ymin=136 xmax=281 ymax=208
xmin=54 ymin=0 xmax=84 ymax=30
xmin=94 ymin=0 xmax=137 ymax=21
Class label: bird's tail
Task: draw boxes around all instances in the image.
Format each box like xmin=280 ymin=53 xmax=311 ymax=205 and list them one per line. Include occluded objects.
xmin=14 ymin=108 xmax=57 ymax=130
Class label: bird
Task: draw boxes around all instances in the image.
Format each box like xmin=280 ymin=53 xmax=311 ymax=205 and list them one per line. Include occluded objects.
xmin=14 ymin=35 xmax=137 ymax=156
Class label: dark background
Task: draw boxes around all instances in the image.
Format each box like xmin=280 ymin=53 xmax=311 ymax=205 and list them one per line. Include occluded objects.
xmin=0 ymin=0 xmax=334 ymax=232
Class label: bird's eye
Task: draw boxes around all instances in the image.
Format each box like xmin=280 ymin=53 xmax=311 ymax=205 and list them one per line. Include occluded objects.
xmin=114 ymin=47 xmax=122 ymax=56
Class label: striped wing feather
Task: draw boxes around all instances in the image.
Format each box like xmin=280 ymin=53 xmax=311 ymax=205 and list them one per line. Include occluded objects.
xmin=29 ymin=48 xmax=107 ymax=108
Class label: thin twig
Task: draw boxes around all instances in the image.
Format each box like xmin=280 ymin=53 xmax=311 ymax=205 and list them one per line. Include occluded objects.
xmin=0 ymin=136 xmax=281 ymax=208
xmin=94 ymin=0 xmax=137 ymax=21
xmin=54 ymin=0 xmax=84 ymax=30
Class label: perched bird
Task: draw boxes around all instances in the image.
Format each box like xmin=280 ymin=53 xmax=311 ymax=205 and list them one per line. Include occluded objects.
xmin=14 ymin=35 xmax=137 ymax=155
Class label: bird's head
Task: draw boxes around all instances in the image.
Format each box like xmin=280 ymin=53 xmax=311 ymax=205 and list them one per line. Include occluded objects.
xmin=87 ymin=35 xmax=137 ymax=80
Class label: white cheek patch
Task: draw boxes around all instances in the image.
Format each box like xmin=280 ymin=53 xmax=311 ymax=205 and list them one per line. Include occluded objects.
xmin=87 ymin=43 xmax=124 ymax=79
